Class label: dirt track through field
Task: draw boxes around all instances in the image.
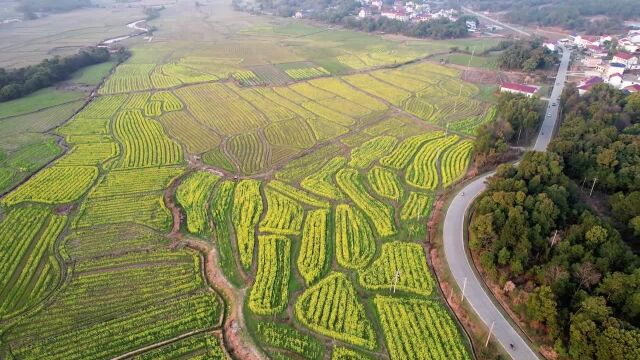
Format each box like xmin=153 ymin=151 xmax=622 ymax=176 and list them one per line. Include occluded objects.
xmin=187 ymin=240 xmax=266 ymax=360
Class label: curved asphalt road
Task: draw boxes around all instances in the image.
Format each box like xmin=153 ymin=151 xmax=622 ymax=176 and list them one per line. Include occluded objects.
xmin=443 ymin=45 xmax=571 ymax=360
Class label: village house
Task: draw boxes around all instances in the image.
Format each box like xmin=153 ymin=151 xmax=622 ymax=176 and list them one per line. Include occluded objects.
xmin=587 ymin=45 xmax=608 ymax=58
xmin=624 ymin=84 xmax=640 ymax=93
xmin=577 ymin=76 xmax=604 ymax=95
xmin=500 ymin=82 xmax=539 ymax=97
xmin=358 ymin=7 xmax=372 ymax=18
xmin=574 ymin=35 xmax=601 ymax=48
xmin=612 ymin=52 xmax=639 ymax=68
xmin=582 ymin=57 xmax=603 ymax=68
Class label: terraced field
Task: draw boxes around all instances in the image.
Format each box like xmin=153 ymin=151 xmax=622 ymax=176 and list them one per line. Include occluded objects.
xmin=0 ymin=2 xmax=494 ymax=359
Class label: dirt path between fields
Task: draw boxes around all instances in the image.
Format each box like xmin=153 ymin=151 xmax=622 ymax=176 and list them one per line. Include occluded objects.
xmin=164 ymin=176 xmax=266 ymax=360
xmin=185 ymin=240 xmax=266 ymax=360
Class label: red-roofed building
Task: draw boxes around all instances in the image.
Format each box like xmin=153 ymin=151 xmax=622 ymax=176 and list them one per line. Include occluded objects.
xmin=577 ymin=76 xmax=604 ymax=95
xmin=624 ymin=84 xmax=640 ymax=92
xmin=587 ymin=45 xmax=608 ymax=58
xmin=613 ymin=52 xmax=639 ymax=67
xmin=574 ymin=35 xmax=600 ymax=47
xmin=500 ymin=82 xmax=539 ymax=97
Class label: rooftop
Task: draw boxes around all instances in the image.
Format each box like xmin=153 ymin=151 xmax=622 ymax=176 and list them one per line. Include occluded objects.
xmin=615 ymin=52 xmax=637 ymax=60
xmin=500 ymin=82 xmax=538 ymax=94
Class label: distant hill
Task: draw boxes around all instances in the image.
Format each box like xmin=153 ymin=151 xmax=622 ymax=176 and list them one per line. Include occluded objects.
xmin=17 ymin=0 xmax=91 ymax=14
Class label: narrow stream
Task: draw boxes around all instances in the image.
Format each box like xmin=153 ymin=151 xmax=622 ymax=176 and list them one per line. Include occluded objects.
xmin=101 ymin=20 xmax=149 ymax=45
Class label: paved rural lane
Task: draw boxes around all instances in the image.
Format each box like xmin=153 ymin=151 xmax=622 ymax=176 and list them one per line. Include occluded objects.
xmin=462 ymin=6 xmax=531 ymax=37
xmin=442 ymin=44 xmax=570 ymax=360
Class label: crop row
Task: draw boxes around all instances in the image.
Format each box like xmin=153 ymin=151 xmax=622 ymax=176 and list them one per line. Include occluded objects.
xmin=248 ymin=235 xmax=291 ymax=315
xmin=405 ymin=135 xmax=459 ymax=190
xmin=367 ymin=166 xmax=403 ymax=201
xmin=158 ymin=111 xmax=221 ymax=154
xmin=74 ymin=192 xmax=172 ymax=231
xmin=90 ymin=166 xmax=184 ymax=197
xmin=233 ymin=70 xmax=262 ymax=86
xmin=259 ymin=188 xmax=304 ymax=235
xmin=300 ymin=156 xmax=346 ymax=200
xmin=309 ymin=78 xmax=387 ymax=112
xmin=380 ymin=131 xmax=443 ymax=170
xmin=349 ymin=136 xmax=397 ymax=169
xmin=160 ymin=63 xmax=219 ymax=84
xmin=123 ymin=93 xmax=151 ymax=110
xmin=449 ymin=106 xmax=497 ymax=136
xmin=255 ymin=322 xmax=323 ymax=360
xmin=266 ymin=180 xmax=328 ymax=208
xmin=150 ymin=68 xmax=182 ymax=89
xmin=295 ymin=272 xmax=376 ymax=350
xmin=359 ymin=242 xmax=433 ymax=296
xmin=209 ymin=181 xmax=243 ymax=287
xmin=285 ymin=67 xmax=330 ymax=80
xmin=335 ymin=168 xmax=397 ymax=237
xmin=233 ymin=87 xmax=296 ymax=122
xmin=65 ymin=223 xmax=167 ymax=261
xmin=332 ymin=347 xmax=374 ymax=360
xmin=132 ymin=332 xmax=227 ymax=360
xmin=400 ymin=192 xmax=434 ymax=221
xmin=0 ymin=206 xmax=59 ymax=319
xmin=343 ymin=74 xmax=411 ymax=106
xmin=227 ymin=132 xmax=269 ymax=175
xmin=375 ymin=296 xmax=471 ymax=360
xmin=56 ymin=142 xmax=119 ymax=166
xmin=2 ymin=166 xmax=98 ymax=206
xmin=175 ymin=85 xmax=268 ymax=135
xmin=12 ymin=291 xmax=220 ymax=360
xmin=100 ymin=64 xmax=155 ymax=94
xmin=176 ymin=171 xmax=221 ymax=235
xmin=301 ymin=101 xmax=355 ymax=127
xmin=275 ymin=145 xmax=341 ymax=183
xmin=114 ymin=110 xmax=183 ymax=168
xmin=58 ymin=117 xmax=109 ymax=137
xmin=297 ymin=209 xmax=329 ymax=285
xmin=264 ymin=118 xmax=316 ymax=149
xmin=371 ymin=71 xmax=429 ymax=92
xmin=334 ymin=204 xmax=375 ymax=270
xmin=80 ymin=94 xmax=127 ymax=118
xmin=441 ymin=140 xmax=474 ymax=187
xmin=231 ymin=180 xmax=263 ymax=269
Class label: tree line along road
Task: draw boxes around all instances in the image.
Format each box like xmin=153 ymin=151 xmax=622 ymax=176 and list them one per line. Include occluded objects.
xmin=442 ymin=44 xmax=571 ymax=360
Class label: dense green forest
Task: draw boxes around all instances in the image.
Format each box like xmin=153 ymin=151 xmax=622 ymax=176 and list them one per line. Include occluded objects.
xmin=0 ymin=47 xmax=113 ymax=102
xmin=471 ymin=152 xmax=640 ymax=359
xmin=493 ymin=40 xmax=558 ymax=72
xmin=232 ymin=0 xmax=471 ymax=39
xmin=470 ymin=85 xmax=640 ymax=359
xmin=458 ymin=0 xmax=640 ymax=33
xmin=550 ymin=84 xmax=640 ymax=244
xmin=474 ymin=93 xmax=542 ymax=169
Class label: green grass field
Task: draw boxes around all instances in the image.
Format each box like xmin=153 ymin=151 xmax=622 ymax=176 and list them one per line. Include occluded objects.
xmin=441 ymin=52 xmax=498 ymax=69
xmin=0 ymin=88 xmax=84 ymax=119
xmin=71 ymin=61 xmax=117 ymax=85
xmin=0 ymin=0 xmax=498 ymax=358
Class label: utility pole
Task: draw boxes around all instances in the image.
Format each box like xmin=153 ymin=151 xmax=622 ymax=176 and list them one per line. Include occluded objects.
xmin=589 ymin=177 xmax=597 ymax=197
xmin=460 ymin=277 xmax=467 ymax=302
xmin=392 ymin=270 xmax=400 ymax=294
xmin=485 ymin=321 xmax=495 ymax=347
xmin=581 ymin=177 xmax=587 ymax=190
xmin=445 ymin=123 xmax=449 ymax=136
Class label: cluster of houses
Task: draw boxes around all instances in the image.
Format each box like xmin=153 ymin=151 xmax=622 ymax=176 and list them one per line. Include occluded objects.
xmin=572 ymin=30 xmax=640 ymax=94
xmin=358 ymin=0 xmax=468 ymax=26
